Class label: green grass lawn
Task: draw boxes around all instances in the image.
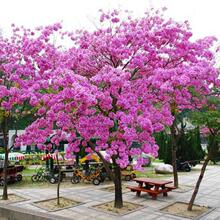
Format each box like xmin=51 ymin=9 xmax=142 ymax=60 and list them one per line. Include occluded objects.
xmin=152 ymin=158 xmax=164 ymax=163
xmin=3 ymin=164 xmax=201 ymax=189
xmin=135 ymin=169 xmax=172 ymax=179
xmin=7 ymin=168 xmax=173 ymax=189
xmin=22 ymin=167 xmax=36 ymax=176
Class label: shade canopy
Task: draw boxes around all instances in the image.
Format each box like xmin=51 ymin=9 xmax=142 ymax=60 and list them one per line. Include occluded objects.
xmin=80 ymin=154 xmax=100 ymax=163
xmin=41 ymin=153 xmax=63 ymax=161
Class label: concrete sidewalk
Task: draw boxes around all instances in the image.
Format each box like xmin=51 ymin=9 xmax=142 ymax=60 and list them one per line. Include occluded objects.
xmin=1 ymin=165 xmax=220 ymax=220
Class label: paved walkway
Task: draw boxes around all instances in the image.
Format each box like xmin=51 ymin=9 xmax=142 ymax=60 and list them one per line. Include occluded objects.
xmin=1 ymin=165 xmax=220 ymax=220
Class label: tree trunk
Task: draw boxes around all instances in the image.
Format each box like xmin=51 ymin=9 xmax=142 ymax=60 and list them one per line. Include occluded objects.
xmin=113 ymin=162 xmax=123 ymax=208
xmin=171 ymin=122 xmax=178 ymax=188
xmin=2 ymin=118 xmax=9 ymax=200
xmin=172 ymin=148 xmax=178 ymax=188
xmin=187 ymin=154 xmax=210 ymax=210
xmin=187 ymin=137 xmax=216 ymax=211
xmin=56 ymin=155 xmax=61 ymax=206
xmin=88 ymin=141 xmax=122 ymax=208
xmin=2 ymin=146 xmax=8 ymax=200
xmin=76 ymin=154 xmax=79 ymax=165
xmin=45 ymin=150 xmax=49 ymax=170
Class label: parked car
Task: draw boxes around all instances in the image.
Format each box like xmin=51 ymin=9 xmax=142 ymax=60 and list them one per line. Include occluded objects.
xmin=176 ymin=159 xmax=191 ymax=172
xmin=0 ymin=165 xmax=24 ymax=186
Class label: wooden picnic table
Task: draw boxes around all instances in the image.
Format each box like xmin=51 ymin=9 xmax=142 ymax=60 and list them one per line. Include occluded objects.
xmin=127 ymin=178 xmax=176 ymax=200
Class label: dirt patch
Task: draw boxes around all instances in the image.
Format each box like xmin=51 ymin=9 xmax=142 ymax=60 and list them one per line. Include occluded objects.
xmin=160 ymin=202 xmax=211 ymax=219
xmin=92 ymin=201 xmax=143 ymax=215
xmin=0 ymin=194 xmax=27 ymax=204
xmin=100 ymin=185 xmax=129 ymax=193
xmin=33 ymin=197 xmax=82 ymax=211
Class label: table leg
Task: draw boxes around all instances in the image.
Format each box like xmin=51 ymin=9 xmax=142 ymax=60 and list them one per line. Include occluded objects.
xmin=163 ymin=192 xmax=168 ymax=196
xmin=138 ymin=182 xmax=143 ymax=187
xmin=136 ymin=182 xmax=143 ymax=196
xmin=162 ymin=185 xmax=168 ymax=196
xmin=136 ymin=191 xmax=141 ymax=197
xmin=151 ymin=194 xmax=157 ymax=200
xmin=150 ymin=185 xmax=159 ymax=200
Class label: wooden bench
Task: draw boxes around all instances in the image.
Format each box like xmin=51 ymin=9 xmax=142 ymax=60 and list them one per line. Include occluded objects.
xmin=126 ymin=186 xmax=161 ymax=199
xmin=159 ymin=186 xmax=176 ymax=197
xmin=165 ymin=186 xmax=176 ymax=191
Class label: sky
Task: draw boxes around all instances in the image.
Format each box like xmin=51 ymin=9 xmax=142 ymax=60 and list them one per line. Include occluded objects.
xmin=0 ymin=0 xmax=220 ymax=41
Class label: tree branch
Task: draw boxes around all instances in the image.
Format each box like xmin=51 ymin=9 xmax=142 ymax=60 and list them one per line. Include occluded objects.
xmin=88 ymin=140 xmax=114 ymax=180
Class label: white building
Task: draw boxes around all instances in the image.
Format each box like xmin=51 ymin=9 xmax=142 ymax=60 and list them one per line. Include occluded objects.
xmin=8 ymin=130 xmax=68 ymax=152
xmin=8 ymin=130 xmax=32 ymax=152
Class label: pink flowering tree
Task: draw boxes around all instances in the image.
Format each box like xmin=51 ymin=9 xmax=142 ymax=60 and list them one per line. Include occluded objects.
xmin=70 ymin=9 xmax=219 ymax=188
xmin=0 ymin=31 xmax=36 ymax=200
xmin=16 ymin=48 xmax=172 ymax=208
xmin=147 ymin=38 xmax=218 ymax=188
xmin=0 ymin=23 xmax=63 ymax=200
xmin=0 ymin=40 xmax=27 ymax=199
xmin=16 ymin=9 xmax=219 ymax=208
xmin=147 ymin=34 xmax=219 ymax=188
xmin=15 ymin=12 xmax=174 ymax=209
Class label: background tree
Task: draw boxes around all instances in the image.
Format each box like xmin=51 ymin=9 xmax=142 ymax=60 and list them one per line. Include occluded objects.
xmin=187 ymin=91 xmax=220 ymax=210
xmin=155 ymin=131 xmax=172 ymax=163
xmin=177 ymin=127 xmax=205 ymax=165
xmin=156 ymin=113 xmax=205 ymax=166
xmin=207 ymin=134 xmax=220 ymax=164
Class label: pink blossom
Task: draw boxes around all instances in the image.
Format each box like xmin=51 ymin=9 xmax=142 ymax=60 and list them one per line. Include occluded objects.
xmin=6 ymin=9 xmax=218 ymax=172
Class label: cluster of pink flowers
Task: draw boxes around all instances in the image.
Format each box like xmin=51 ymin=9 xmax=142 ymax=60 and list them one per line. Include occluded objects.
xmin=1 ymin=9 xmax=219 ymax=170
